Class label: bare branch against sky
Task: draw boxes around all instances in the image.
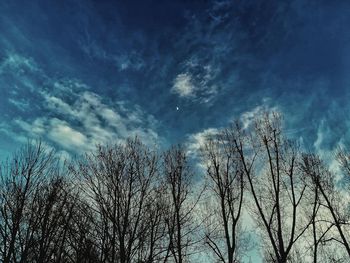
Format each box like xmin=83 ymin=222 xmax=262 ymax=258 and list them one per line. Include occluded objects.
xmin=1 ymin=1 xmax=350 ymax=262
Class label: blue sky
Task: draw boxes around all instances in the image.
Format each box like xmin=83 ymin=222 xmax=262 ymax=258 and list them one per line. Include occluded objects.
xmin=1 ymin=0 xmax=350 ymax=161
xmin=2 ymin=1 xmax=350 ymax=261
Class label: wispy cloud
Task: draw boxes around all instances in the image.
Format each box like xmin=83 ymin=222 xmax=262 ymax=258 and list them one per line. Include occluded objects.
xmin=185 ymin=103 xmax=281 ymax=170
xmin=8 ymin=97 xmax=29 ymax=111
xmin=48 ymin=119 xmax=88 ymax=150
xmin=171 ymin=73 xmax=195 ymax=98
xmin=78 ymin=28 xmax=145 ymax=72
xmin=171 ymin=63 xmax=219 ymax=104
xmin=0 ymin=53 xmax=39 ymax=74
xmin=239 ymin=104 xmax=280 ymax=130
xmin=186 ymin=127 xmax=219 ymax=155
xmin=13 ymin=88 xmax=161 ymax=152
xmin=0 ymin=52 xmax=161 ymax=154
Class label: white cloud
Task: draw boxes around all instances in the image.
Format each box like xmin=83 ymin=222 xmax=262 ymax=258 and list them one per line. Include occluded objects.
xmin=52 ymin=79 xmax=89 ymax=94
xmin=13 ymin=88 xmax=160 ymax=153
xmin=240 ymin=106 xmax=264 ymax=129
xmin=171 ymin=73 xmax=195 ymax=98
xmin=43 ymin=94 xmax=75 ymax=116
xmin=15 ymin=118 xmax=46 ymax=135
xmin=0 ymin=53 xmax=38 ymax=74
xmin=0 ymin=52 xmax=42 ymax=96
xmin=186 ymin=128 xmax=220 ymax=156
xmin=8 ymin=98 xmax=29 ymax=111
xmin=185 ymin=105 xmax=277 ymax=156
xmin=48 ymin=119 xmax=88 ymax=150
xmin=0 ymin=52 xmax=160 ymax=153
xmin=185 ymin=105 xmax=282 ymax=171
xmin=13 ymin=118 xmax=87 ymax=150
xmin=240 ymin=104 xmax=279 ymax=129
xmin=171 ymin=59 xmax=220 ymax=104
xmin=314 ymin=119 xmax=326 ymax=153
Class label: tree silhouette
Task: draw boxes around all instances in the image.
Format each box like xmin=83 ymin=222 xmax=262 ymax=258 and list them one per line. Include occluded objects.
xmin=201 ymin=129 xmax=246 ymax=263
xmin=2 ymin=113 xmax=350 ymax=262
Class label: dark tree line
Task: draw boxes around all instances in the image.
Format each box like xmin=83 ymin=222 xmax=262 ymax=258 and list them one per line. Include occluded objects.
xmin=1 ymin=113 xmax=350 ymax=262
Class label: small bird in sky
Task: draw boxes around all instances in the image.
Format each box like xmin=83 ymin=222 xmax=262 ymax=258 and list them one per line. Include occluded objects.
xmin=176 ymin=106 xmax=179 ymax=111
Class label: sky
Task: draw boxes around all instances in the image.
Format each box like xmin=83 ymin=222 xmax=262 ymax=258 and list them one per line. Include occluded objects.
xmin=1 ymin=0 xmax=350 ymax=261
xmin=1 ymin=0 xmax=350 ymax=160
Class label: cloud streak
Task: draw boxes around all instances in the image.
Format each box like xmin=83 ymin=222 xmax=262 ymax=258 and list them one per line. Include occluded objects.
xmin=0 ymin=51 xmax=161 ymax=155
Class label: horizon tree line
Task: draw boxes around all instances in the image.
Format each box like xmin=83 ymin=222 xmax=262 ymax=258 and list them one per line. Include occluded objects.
xmin=0 ymin=112 xmax=350 ymax=262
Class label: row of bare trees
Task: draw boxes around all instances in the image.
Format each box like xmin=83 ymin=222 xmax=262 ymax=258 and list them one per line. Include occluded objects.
xmin=1 ymin=113 xmax=350 ymax=262
xmin=201 ymin=113 xmax=350 ymax=262
xmin=0 ymin=140 xmax=200 ymax=263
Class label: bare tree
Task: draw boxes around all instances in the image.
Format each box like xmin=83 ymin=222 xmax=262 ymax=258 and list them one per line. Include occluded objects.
xmin=0 ymin=141 xmax=75 ymax=263
xmin=65 ymin=195 xmax=101 ymax=263
xmin=201 ymin=130 xmax=246 ymax=263
xmin=7 ymin=115 xmax=350 ymax=263
xmin=230 ymin=112 xmax=310 ymax=263
xmin=162 ymin=145 xmax=202 ymax=263
xmin=0 ymin=142 xmax=50 ymax=262
xmin=70 ymin=137 xmax=166 ymax=263
xmin=299 ymin=153 xmax=338 ymax=263
xmin=302 ymin=152 xmax=350 ymax=259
